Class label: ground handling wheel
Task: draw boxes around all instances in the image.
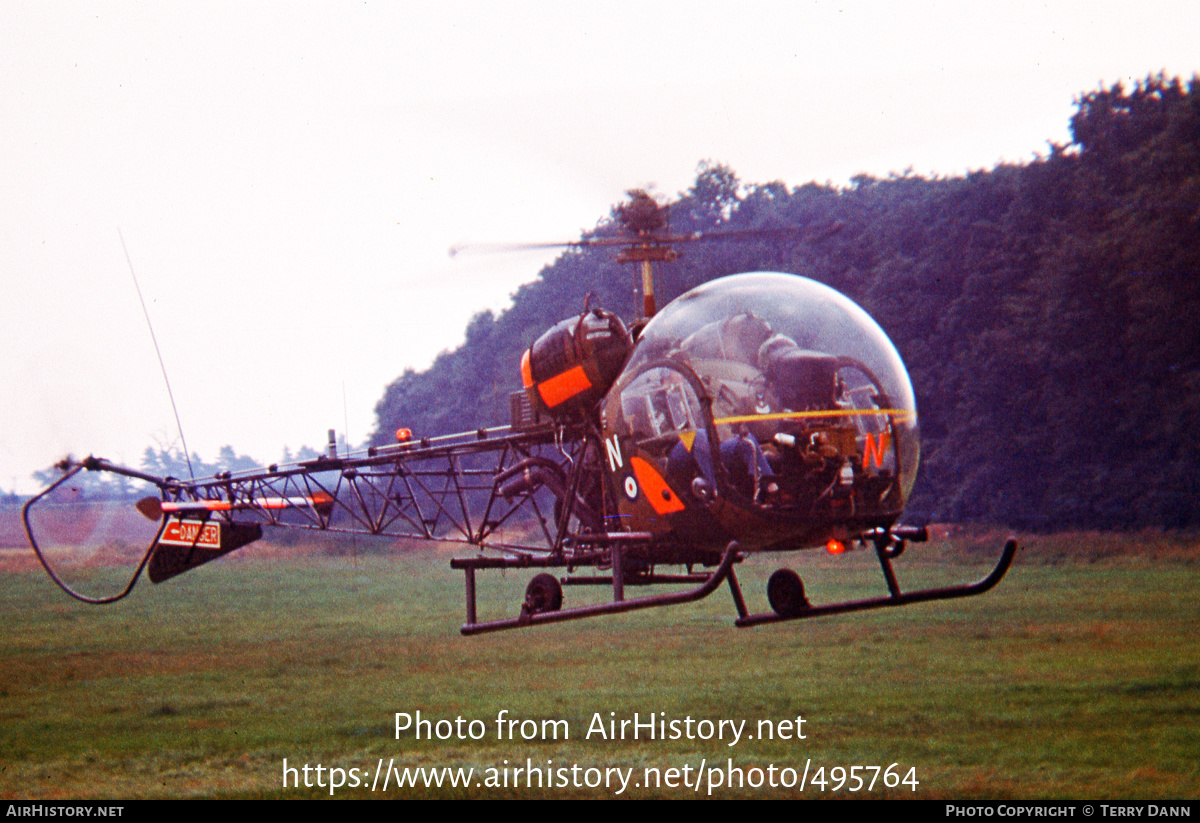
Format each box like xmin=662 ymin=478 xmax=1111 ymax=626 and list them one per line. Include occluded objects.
xmin=767 ymin=568 xmax=810 ymax=617
xmin=524 ymin=573 xmax=563 ymax=615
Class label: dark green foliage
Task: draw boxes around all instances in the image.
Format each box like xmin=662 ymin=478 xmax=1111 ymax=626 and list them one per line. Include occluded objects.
xmin=372 ymin=76 xmax=1200 ymax=530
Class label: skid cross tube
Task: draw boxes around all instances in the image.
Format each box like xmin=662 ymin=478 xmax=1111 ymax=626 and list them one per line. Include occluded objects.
xmin=456 ymin=542 xmax=742 ymax=636
xmin=735 ymin=538 xmax=1019 ymax=627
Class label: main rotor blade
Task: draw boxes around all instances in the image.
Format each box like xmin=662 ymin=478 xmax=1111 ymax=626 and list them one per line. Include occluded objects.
xmin=448 ymin=222 xmax=838 ymax=258
xmin=448 ymin=236 xmax=630 ymax=258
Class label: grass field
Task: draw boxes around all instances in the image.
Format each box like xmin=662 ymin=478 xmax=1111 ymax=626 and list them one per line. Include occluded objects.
xmin=1 ymin=532 xmax=1197 ymax=799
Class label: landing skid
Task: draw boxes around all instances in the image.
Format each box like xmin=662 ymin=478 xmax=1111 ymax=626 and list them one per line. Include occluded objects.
xmin=733 ymin=535 xmax=1019 ymax=627
xmin=452 ymin=530 xmax=1019 ymax=635
xmin=451 ymin=538 xmax=743 ymax=636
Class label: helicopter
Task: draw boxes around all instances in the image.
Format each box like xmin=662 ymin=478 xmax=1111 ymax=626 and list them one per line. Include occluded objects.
xmin=23 ymin=191 xmax=1017 ymax=635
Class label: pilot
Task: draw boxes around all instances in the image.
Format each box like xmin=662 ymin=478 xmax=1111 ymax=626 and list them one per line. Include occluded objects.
xmin=667 ymin=427 xmax=776 ymax=503
xmin=660 ymin=312 xmax=784 ymax=503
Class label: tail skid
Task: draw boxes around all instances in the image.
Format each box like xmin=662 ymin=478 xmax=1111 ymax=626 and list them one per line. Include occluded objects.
xmin=23 ymin=461 xmax=164 ymax=604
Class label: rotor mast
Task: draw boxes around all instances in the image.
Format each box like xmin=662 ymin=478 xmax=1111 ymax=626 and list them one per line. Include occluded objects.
xmin=617 ymin=242 xmax=675 ymax=319
xmin=615 ymin=190 xmax=676 ymax=320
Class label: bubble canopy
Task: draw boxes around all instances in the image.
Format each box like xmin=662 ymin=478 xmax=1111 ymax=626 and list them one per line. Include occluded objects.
xmin=611 ymin=272 xmax=920 ymax=527
xmin=631 ymin=273 xmax=914 ymax=397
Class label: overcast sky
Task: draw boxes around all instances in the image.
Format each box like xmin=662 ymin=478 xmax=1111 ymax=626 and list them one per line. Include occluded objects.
xmin=3 ymin=1 xmax=1198 ymax=492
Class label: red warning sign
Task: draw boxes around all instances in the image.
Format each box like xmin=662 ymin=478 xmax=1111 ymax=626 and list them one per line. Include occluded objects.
xmin=158 ymin=518 xmax=221 ymax=548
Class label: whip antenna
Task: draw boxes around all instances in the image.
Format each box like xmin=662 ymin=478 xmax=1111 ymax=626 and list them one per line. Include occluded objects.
xmin=118 ymin=230 xmax=195 ymax=480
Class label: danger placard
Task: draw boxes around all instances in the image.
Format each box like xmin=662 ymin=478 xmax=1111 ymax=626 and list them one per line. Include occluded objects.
xmin=158 ymin=518 xmax=221 ymax=548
